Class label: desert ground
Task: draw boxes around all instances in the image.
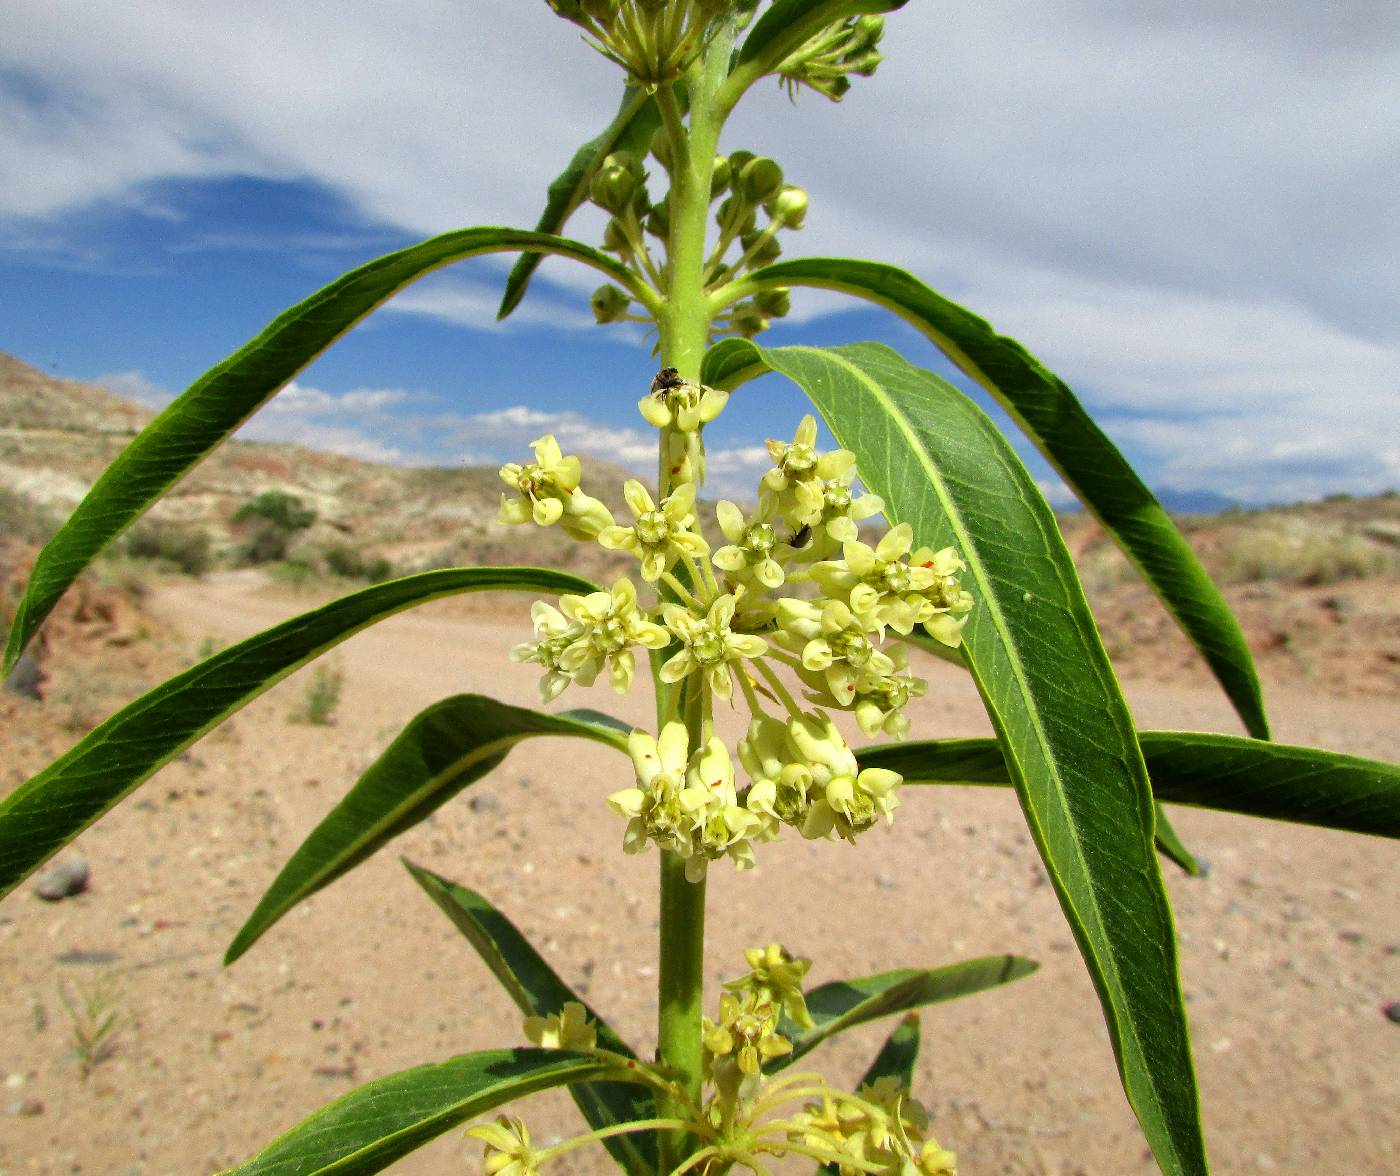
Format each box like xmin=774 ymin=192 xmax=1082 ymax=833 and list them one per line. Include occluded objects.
xmin=1 ymin=569 xmax=1397 ymax=1176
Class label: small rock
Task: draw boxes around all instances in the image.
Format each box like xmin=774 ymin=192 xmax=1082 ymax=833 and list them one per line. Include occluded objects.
xmin=468 ymin=794 xmax=500 ymax=814
xmin=875 ymin=871 xmax=897 ymax=890
xmin=2 ymin=652 xmax=46 ymax=701
xmin=1382 ymin=1001 xmax=1400 ymax=1025
xmin=12 ymin=1096 xmax=44 ymax=1117
xmin=1194 ymin=857 xmax=1212 ymax=878
xmin=33 ymin=858 xmax=89 ymax=901
xmin=1338 ymin=929 xmax=1363 ymax=944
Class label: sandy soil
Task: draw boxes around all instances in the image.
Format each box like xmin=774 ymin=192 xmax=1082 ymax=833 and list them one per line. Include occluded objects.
xmin=1 ymin=573 xmax=1397 ymax=1175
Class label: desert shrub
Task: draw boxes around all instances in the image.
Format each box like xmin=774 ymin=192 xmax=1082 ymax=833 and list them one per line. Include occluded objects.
xmin=322 ymin=543 xmax=393 ymax=582
xmin=0 ymin=484 xmax=56 ymax=544
xmin=232 ymin=491 xmax=316 ymax=564
xmin=125 ymin=522 xmax=212 ymax=575
xmin=287 ymin=662 xmax=342 ymax=726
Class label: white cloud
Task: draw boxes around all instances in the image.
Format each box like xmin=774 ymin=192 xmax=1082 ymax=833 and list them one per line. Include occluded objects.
xmin=12 ymin=2 xmax=1400 ymax=504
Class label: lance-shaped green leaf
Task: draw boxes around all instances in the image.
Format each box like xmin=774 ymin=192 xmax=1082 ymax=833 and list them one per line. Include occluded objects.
xmin=718 ymin=340 xmax=1209 ymax=1175
xmin=770 ymin=956 xmax=1037 ymax=1072
xmin=816 ymin=1015 xmax=923 ymax=1176
xmin=225 ymin=697 xmax=627 ymax=964
xmin=224 ymin=1047 xmax=625 ymax=1176
xmin=499 ymin=85 xmax=660 ymax=320
xmin=4 ymin=228 xmax=639 ymax=672
xmin=405 ymin=863 xmax=658 ymax=1176
xmin=0 ymin=567 xmax=594 ymax=900
xmin=723 ymin=258 xmax=1270 ymax=741
xmin=861 ymin=732 xmax=1400 ymax=840
xmin=1153 ymin=804 xmax=1201 ymax=876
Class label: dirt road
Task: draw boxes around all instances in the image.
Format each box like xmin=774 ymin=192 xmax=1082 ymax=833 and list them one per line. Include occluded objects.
xmin=1 ymin=574 xmax=1396 ymax=1174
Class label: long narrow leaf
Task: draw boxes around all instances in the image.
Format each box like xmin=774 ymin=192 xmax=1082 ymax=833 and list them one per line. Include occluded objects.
xmin=727 ymin=258 xmax=1270 ymax=741
xmin=4 ymin=228 xmax=633 ymax=672
xmin=863 ymin=733 xmax=1400 ymax=839
xmin=406 ymin=863 xmax=658 ymax=1175
xmin=1153 ymin=804 xmax=1202 ymax=876
xmin=499 ymin=85 xmax=660 ymax=320
xmin=717 ymin=340 xmax=1209 ymax=1175
xmin=223 ymin=1048 xmax=624 ymax=1176
xmin=772 ymin=956 xmax=1037 ymax=1072
xmin=225 ymin=697 xmax=627 ymax=963
xmin=0 ymin=567 xmax=593 ymax=899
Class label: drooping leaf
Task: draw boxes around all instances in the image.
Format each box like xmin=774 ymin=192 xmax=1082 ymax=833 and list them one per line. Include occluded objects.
xmin=405 ymin=863 xmax=658 ymax=1175
xmin=0 ymin=567 xmax=594 ymax=899
xmin=4 ymin=228 xmax=634 ymax=672
xmin=499 ymin=85 xmax=660 ymax=320
xmin=861 ymin=732 xmax=1400 ymax=839
xmin=225 ymin=697 xmax=627 ymax=963
xmin=771 ymin=956 xmax=1037 ymax=1072
xmin=716 ymin=340 xmax=1209 ymax=1176
xmin=223 ymin=1048 xmax=625 ymax=1176
xmin=1153 ymin=803 xmax=1202 ymax=876
xmin=724 ymin=258 xmax=1270 ymax=741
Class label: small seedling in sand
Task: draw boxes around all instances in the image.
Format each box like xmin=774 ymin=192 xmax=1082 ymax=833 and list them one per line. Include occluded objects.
xmin=58 ymin=974 xmax=120 ymax=1080
xmin=288 ymin=662 xmax=343 ymax=727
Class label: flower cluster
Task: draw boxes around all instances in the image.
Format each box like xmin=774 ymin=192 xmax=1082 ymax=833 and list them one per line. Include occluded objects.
xmin=468 ymin=949 xmax=956 ymax=1176
xmin=505 ymin=394 xmax=972 ymax=882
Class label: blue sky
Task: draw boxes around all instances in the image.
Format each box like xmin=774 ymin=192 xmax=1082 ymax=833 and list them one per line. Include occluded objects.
xmin=3 ymin=1 xmax=1397 ymax=505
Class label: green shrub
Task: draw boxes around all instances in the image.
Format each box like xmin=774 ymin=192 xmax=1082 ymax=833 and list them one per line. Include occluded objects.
xmin=232 ymin=491 xmax=316 ymax=565
xmin=125 ymin=522 xmax=212 ymax=575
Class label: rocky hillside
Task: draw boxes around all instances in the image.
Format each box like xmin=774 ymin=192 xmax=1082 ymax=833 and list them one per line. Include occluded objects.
xmin=0 ymin=352 xmax=630 ymax=579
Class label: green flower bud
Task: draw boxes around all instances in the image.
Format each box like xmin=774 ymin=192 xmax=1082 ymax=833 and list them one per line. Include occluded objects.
xmin=754 ymin=287 xmax=791 ymax=318
xmin=739 ymin=156 xmax=784 ymax=204
xmin=580 ymin=0 xmax=620 ymax=24
xmin=650 ymin=125 xmax=673 ymax=171
xmin=716 ymin=195 xmax=756 ymax=237
xmin=731 ymin=303 xmax=770 ymax=338
xmin=710 ymin=154 xmax=731 ymax=198
xmin=545 ymin=0 xmax=585 ymax=23
xmin=590 ymin=283 xmax=631 ymax=324
xmin=739 ymin=229 xmax=782 ymax=266
xmin=590 ymin=151 xmax=645 ymax=217
xmin=601 ymin=217 xmax=629 ymax=253
xmin=727 ymin=150 xmax=756 ymax=178
xmin=767 ymin=185 xmax=808 ymax=229
xmin=847 ymin=49 xmax=883 ymax=77
xmin=849 ymin=14 xmax=884 ymax=52
xmin=645 ymin=199 xmax=670 ymax=240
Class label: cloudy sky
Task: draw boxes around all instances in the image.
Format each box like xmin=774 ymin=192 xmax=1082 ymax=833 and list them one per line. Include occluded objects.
xmin=3 ymin=1 xmax=1397 ymax=505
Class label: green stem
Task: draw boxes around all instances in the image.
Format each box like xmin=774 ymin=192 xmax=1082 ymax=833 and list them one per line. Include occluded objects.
xmin=656 ymin=848 xmax=707 ymax=1170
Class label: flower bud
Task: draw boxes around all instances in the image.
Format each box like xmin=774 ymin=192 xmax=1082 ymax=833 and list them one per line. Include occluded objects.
xmin=645 ymin=199 xmax=670 ymax=239
xmin=739 ymin=156 xmax=784 ymax=204
xmin=580 ymin=0 xmax=620 ymax=24
xmin=847 ymin=49 xmax=883 ymax=77
xmin=590 ymin=151 xmax=645 ymax=217
xmin=709 ymin=155 xmax=731 ymax=198
xmin=650 ymin=125 xmax=673 ymax=171
xmin=754 ymin=287 xmax=791 ymax=318
xmin=767 ymin=186 xmax=808 ymax=229
xmin=730 ymin=303 xmax=770 ymax=339
xmin=740 ymin=230 xmax=782 ymax=266
xmin=591 ymin=283 xmax=631 ymax=323
xmin=727 ymin=150 xmax=756 ymax=177
xmin=849 ymin=14 xmax=884 ymax=52
xmin=716 ymin=196 xmax=756 ymax=237
xmin=601 ymin=218 xmax=629 ymax=253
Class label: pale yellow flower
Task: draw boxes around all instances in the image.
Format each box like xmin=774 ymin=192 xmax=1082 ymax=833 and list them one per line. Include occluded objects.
xmin=555 ymin=578 xmax=670 ymax=693
xmin=598 ymin=481 xmax=709 ymax=582
xmin=498 ymin=434 xmax=614 ymax=540
xmin=659 ymin=593 xmax=768 ymax=701
xmin=523 ymin=1001 xmax=597 ymax=1052
xmin=787 ymin=711 xmax=902 ymax=842
xmin=467 ymin=1115 xmax=539 ymax=1176
xmin=637 ymin=370 xmax=729 ymax=432
xmin=712 ymin=497 xmax=785 ymax=589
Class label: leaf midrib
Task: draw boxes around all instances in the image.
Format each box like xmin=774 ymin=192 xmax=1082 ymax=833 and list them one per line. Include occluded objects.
xmin=783 ymin=343 xmax=1138 ymax=1063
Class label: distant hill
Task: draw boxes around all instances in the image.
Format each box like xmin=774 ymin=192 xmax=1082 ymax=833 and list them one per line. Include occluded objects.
xmin=0 ymin=351 xmax=632 ymax=579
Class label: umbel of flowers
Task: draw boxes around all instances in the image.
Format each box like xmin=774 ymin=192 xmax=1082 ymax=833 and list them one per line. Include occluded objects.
xmin=469 ymin=945 xmax=957 ymax=1176
xmin=504 ymin=372 xmax=973 ymax=885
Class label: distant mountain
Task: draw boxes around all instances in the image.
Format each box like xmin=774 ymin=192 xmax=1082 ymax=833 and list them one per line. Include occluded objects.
xmin=1152 ymin=487 xmax=1241 ymax=516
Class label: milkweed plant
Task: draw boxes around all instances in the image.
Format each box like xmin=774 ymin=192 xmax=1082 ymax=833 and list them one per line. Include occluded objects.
xmin=2 ymin=4 xmax=1397 ymax=1175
